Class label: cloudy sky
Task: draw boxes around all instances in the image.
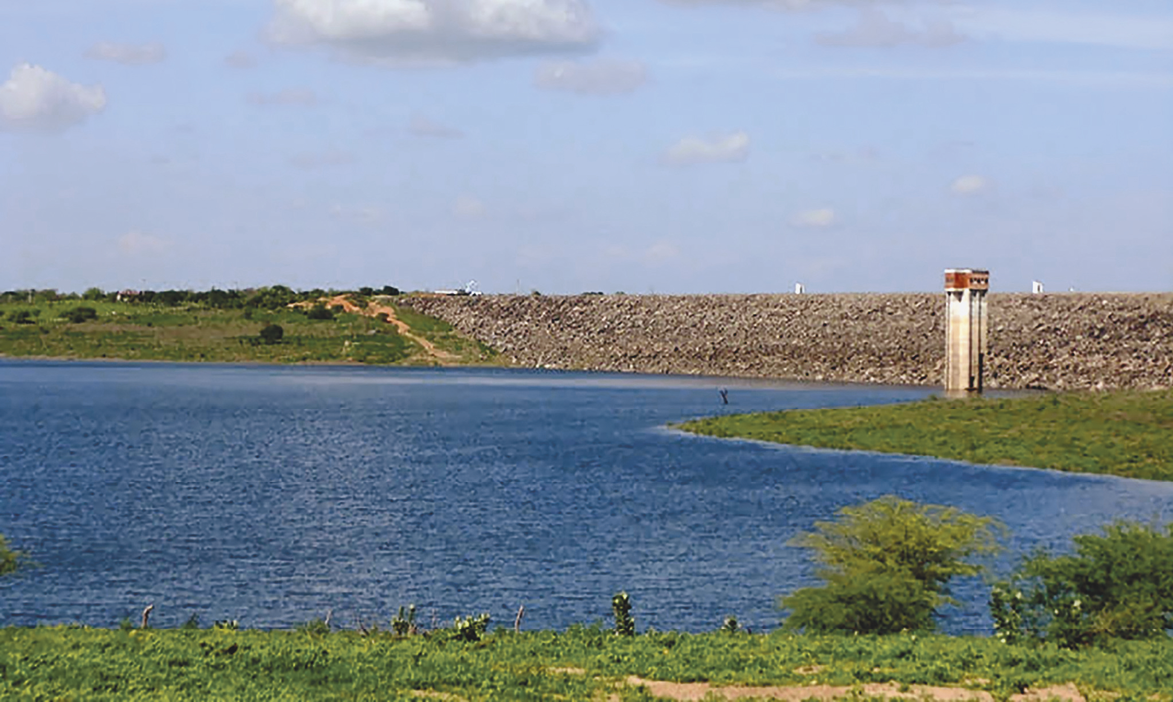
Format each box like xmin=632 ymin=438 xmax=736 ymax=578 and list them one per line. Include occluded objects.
xmin=1 ymin=0 xmax=1170 ymax=294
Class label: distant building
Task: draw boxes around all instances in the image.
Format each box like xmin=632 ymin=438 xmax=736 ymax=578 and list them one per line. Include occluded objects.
xmin=794 ymin=283 xmax=805 ymax=294
xmin=1032 ymin=281 xmax=1045 ymax=294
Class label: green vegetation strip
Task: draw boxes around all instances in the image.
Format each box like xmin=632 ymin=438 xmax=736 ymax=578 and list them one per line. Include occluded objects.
xmin=678 ymin=390 xmax=1173 ymax=482
xmin=0 ymin=296 xmax=496 ymax=367
xmin=2 ymin=626 xmax=1171 ymax=701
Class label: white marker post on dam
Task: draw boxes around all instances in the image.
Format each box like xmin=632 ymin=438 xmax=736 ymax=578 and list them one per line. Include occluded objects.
xmin=944 ymin=268 xmax=989 ymax=396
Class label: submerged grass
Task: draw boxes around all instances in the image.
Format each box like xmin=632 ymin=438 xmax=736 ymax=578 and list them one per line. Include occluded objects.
xmin=0 ymin=300 xmax=497 ymax=367
xmin=2 ymin=626 xmax=1171 ymax=701
xmin=677 ymin=390 xmax=1173 ymax=481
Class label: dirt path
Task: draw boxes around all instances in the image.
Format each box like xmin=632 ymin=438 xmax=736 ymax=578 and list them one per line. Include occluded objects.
xmin=620 ymin=677 xmax=1086 ymax=702
xmin=541 ymin=669 xmax=1087 ymax=702
xmin=303 ymin=295 xmax=460 ymax=365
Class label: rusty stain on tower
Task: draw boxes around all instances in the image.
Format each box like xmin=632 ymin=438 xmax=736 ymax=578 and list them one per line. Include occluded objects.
xmin=944 ymin=268 xmax=989 ymax=395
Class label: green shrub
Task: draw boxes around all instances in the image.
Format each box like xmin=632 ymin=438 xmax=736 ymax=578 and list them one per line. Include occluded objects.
xmin=781 ymin=496 xmax=1003 ymax=634
xmin=295 ymin=618 xmax=331 ymax=636
xmin=612 ymin=592 xmax=635 ymax=636
xmin=6 ymin=310 xmax=34 ymax=325
xmin=259 ymin=324 xmax=284 ymax=344
xmin=448 ymin=613 xmax=490 ymax=642
xmin=391 ymin=605 xmax=419 ymax=636
xmin=63 ymin=307 xmax=98 ymax=323
xmin=305 ymin=305 xmax=334 ymax=321
xmin=991 ymin=520 xmax=1173 ymax=648
xmin=1 ymin=534 xmax=25 ymax=576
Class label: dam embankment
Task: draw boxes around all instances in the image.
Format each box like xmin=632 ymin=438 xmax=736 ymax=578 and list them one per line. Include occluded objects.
xmin=400 ymin=293 xmax=1173 ymax=391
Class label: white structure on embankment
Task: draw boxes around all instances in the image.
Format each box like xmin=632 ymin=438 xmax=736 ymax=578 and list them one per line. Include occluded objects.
xmin=944 ymin=268 xmax=989 ymax=395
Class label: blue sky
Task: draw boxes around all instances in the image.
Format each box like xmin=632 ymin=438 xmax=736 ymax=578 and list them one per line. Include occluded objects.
xmin=1 ymin=0 xmax=1170 ymax=294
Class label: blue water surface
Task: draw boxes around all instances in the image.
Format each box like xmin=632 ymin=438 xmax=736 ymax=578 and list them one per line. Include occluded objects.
xmin=2 ymin=360 xmax=1171 ymax=634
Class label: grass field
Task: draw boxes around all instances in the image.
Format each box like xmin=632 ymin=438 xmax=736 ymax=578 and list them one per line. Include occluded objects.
xmin=0 ymin=298 xmax=498 ymax=367
xmin=677 ymin=390 xmax=1173 ymax=481
xmin=2 ymin=625 xmax=1170 ymax=701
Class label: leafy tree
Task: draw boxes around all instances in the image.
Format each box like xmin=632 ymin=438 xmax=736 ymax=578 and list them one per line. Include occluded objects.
xmin=990 ymin=520 xmax=1173 ymax=648
xmin=781 ymin=496 xmax=1002 ymax=634
xmin=1 ymin=535 xmax=24 ymax=576
xmin=82 ymin=287 xmax=105 ymax=301
xmin=259 ymin=324 xmax=284 ymax=344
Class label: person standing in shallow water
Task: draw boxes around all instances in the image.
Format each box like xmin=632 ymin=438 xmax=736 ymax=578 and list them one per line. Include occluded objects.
xmin=719 ymin=388 xmax=728 ymax=405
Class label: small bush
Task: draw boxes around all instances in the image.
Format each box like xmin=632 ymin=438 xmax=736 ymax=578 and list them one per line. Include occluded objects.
xmin=448 ymin=613 xmax=490 ymax=642
xmin=612 ymin=592 xmax=635 ymax=636
xmin=1 ymin=534 xmax=25 ymax=576
xmin=258 ymin=324 xmax=284 ymax=344
xmin=991 ymin=520 xmax=1173 ymax=648
xmin=305 ymin=305 xmax=334 ymax=321
xmin=63 ymin=307 xmax=99 ymax=323
xmin=391 ymin=605 xmax=419 ymax=636
xmin=7 ymin=310 xmax=35 ymax=325
xmin=296 ymin=618 xmax=331 ymax=636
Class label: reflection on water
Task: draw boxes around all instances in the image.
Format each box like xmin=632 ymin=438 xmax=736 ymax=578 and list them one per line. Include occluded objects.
xmin=2 ymin=360 xmax=1170 ymax=634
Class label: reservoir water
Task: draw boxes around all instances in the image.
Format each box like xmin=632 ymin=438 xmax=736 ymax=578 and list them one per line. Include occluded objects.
xmin=2 ymin=360 xmax=1171 ymax=634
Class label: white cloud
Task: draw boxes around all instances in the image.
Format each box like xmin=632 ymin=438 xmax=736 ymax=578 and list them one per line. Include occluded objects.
xmin=949 ymin=7 xmax=1173 ymax=50
xmin=330 ymin=203 xmax=385 ymax=224
xmin=658 ymin=0 xmax=914 ymax=11
xmin=768 ymin=65 xmax=1173 ymax=89
xmin=408 ymin=114 xmax=464 ymax=138
xmin=816 ymin=8 xmax=965 ymax=48
xmin=225 ymin=50 xmax=257 ymax=69
xmin=288 ymin=150 xmax=355 ymax=168
xmin=810 ymin=146 xmax=880 ymax=163
xmin=247 ymin=88 xmax=318 ymax=106
xmin=643 ymin=240 xmax=680 ymax=263
xmin=117 ymin=231 xmax=170 ymax=256
xmin=534 ymin=58 xmax=648 ymax=95
xmin=454 ymin=195 xmax=486 ymax=219
xmin=951 ymin=175 xmax=990 ymax=195
xmin=0 ymin=63 xmax=107 ymax=133
xmin=266 ymin=0 xmax=601 ymax=65
xmin=85 ymin=41 xmax=167 ymax=65
xmin=661 ymin=132 xmax=750 ymax=166
xmin=602 ymin=240 xmax=682 ymax=264
xmin=791 ymin=208 xmax=837 ymax=228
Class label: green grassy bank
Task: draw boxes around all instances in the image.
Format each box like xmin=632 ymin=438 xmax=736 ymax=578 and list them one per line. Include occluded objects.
xmin=2 ymin=626 xmax=1171 ymax=701
xmin=0 ymin=297 xmax=497 ymax=367
xmin=678 ymin=390 xmax=1173 ymax=482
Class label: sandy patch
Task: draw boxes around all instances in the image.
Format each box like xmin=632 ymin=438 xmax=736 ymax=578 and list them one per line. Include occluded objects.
xmin=292 ymin=295 xmax=458 ymax=364
xmin=621 ymin=677 xmax=1094 ymax=702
